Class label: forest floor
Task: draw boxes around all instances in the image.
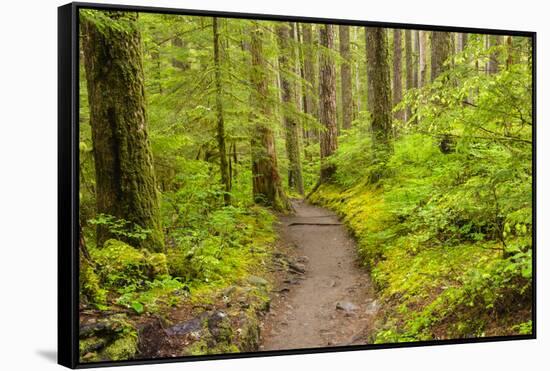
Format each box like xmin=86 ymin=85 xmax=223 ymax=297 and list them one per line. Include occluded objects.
xmin=260 ymin=200 xmax=379 ymax=350
xmin=79 ymin=200 xmax=381 ymax=361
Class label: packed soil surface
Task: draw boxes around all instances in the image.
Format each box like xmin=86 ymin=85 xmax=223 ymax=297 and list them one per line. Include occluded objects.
xmin=260 ymin=200 xmax=379 ymax=351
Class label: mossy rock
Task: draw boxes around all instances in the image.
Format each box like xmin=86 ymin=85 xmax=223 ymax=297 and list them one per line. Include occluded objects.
xmin=101 ymin=333 xmax=138 ymax=361
xmin=237 ymin=311 xmax=261 ymax=352
xmin=79 ymin=258 xmax=107 ymax=306
xmin=147 ymin=253 xmax=169 ymax=277
xmin=91 ymin=239 xmax=168 ymax=288
xmin=79 ymin=314 xmax=139 ymax=363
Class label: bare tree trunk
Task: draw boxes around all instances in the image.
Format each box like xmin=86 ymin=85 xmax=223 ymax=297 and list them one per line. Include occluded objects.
xmin=339 ymin=25 xmax=353 ymax=130
xmin=213 ymin=18 xmax=231 ymax=205
xmin=413 ymin=30 xmax=419 ymax=88
xmin=392 ymin=29 xmax=404 ymax=121
xmin=365 ymin=30 xmax=374 ymax=113
xmin=431 ymin=31 xmax=451 ymax=81
xmin=249 ymin=22 xmax=290 ymax=211
xmin=418 ymin=31 xmax=428 ymax=87
xmin=354 ymin=27 xmax=362 ymax=114
xmin=404 ymin=29 xmax=413 ymax=121
xmin=302 ymin=23 xmax=319 ymax=143
xmin=277 ymin=23 xmax=304 ymax=195
xmin=319 ymin=25 xmax=338 ymax=183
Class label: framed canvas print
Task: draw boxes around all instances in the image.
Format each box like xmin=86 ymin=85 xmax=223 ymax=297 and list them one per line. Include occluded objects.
xmin=58 ymin=2 xmax=536 ymax=368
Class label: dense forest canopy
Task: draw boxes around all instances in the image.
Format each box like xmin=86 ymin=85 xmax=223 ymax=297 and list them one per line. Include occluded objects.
xmin=78 ymin=9 xmax=533 ymax=362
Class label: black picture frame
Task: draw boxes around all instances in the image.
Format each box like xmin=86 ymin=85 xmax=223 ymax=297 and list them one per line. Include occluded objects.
xmin=58 ymin=2 xmax=537 ymax=368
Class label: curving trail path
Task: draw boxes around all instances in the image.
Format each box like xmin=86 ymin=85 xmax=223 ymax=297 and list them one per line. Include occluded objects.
xmin=260 ymin=200 xmax=379 ymax=351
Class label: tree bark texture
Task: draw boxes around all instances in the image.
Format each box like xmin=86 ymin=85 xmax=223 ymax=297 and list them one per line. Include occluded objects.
xmin=277 ymin=23 xmax=304 ymax=195
xmin=339 ymin=25 xmax=353 ymax=130
xmin=431 ymin=31 xmax=451 ymax=81
xmin=249 ymin=22 xmax=290 ymax=211
xmin=82 ymin=11 xmax=164 ymax=252
xmin=301 ymin=23 xmax=319 ymax=140
xmin=319 ymin=24 xmax=338 ymax=182
xmin=366 ymin=27 xmax=393 ymax=150
xmin=405 ymin=29 xmax=414 ymax=121
xmin=392 ymin=29 xmax=404 ymax=121
xmin=213 ymin=17 xmax=231 ymax=205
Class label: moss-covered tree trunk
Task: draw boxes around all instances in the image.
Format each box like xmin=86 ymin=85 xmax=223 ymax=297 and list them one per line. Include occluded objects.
xmin=82 ymin=12 xmax=164 ymax=252
xmin=431 ymin=31 xmax=451 ymax=81
xmin=319 ymin=25 xmax=338 ymax=183
xmin=392 ymin=29 xmax=404 ymax=121
xmin=249 ymin=22 xmax=291 ymax=211
xmin=277 ymin=23 xmax=304 ymax=195
xmin=213 ymin=17 xmax=231 ymax=205
xmin=339 ymin=25 xmax=353 ymax=130
xmin=366 ymin=27 xmax=393 ymax=154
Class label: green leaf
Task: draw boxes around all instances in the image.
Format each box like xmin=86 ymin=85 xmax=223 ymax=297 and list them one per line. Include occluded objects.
xmin=131 ymin=301 xmax=144 ymax=314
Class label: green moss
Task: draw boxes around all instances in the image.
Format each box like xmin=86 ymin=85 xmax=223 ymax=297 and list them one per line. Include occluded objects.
xmin=238 ymin=311 xmax=261 ymax=352
xmin=79 ymin=314 xmax=139 ymax=363
xmin=185 ymin=340 xmax=208 ymax=356
xmin=79 ymin=336 xmax=107 ymax=355
xmin=91 ymin=239 xmax=168 ymax=288
xmin=101 ymin=333 xmax=138 ymax=361
xmin=312 ymin=182 xmax=531 ymax=342
xmin=80 ymin=259 xmax=107 ymax=306
xmin=147 ymin=252 xmax=169 ymax=276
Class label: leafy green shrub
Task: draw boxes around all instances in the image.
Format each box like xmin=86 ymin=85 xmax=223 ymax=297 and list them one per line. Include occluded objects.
xmin=89 ymin=214 xmax=152 ymax=243
xmin=166 ymin=206 xmax=274 ymax=285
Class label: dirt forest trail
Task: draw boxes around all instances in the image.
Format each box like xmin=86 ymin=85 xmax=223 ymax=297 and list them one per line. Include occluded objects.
xmin=260 ymin=200 xmax=379 ymax=351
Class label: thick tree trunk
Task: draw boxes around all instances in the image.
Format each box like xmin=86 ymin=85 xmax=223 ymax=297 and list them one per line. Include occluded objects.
xmin=339 ymin=25 xmax=353 ymax=130
xmin=82 ymin=12 xmax=164 ymax=252
xmin=249 ymin=22 xmax=290 ymax=211
xmin=404 ymin=29 xmax=414 ymax=121
xmin=319 ymin=25 xmax=338 ymax=183
xmin=213 ymin=18 xmax=231 ymax=205
xmin=431 ymin=31 xmax=451 ymax=81
xmin=365 ymin=30 xmax=374 ymax=113
xmin=366 ymin=27 xmax=393 ymax=153
xmin=277 ymin=23 xmax=304 ymax=195
xmin=392 ymin=29 xmax=404 ymax=121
